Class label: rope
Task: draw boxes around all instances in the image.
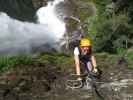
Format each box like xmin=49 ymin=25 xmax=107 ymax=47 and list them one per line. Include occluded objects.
xmin=66 ymin=73 xmax=105 ymax=99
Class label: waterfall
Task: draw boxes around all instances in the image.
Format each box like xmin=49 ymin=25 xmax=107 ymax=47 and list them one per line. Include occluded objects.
xmin=36 ymin=0 xmax=65 ymax=40
xmin=0 ymin=0 xmax=66 ymax=56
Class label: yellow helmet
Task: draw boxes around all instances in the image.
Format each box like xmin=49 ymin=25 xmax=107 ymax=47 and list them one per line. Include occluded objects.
xmin=80 ymin=38 xmax=92 ymax=47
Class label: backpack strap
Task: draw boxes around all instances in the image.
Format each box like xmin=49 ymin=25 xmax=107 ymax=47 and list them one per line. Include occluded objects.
xmin=77 ymin=46 xmax=81 ymax=56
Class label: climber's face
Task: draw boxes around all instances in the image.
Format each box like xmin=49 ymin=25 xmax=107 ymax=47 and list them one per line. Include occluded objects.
xmin=81 ymin=46 xmax=91 ymax=55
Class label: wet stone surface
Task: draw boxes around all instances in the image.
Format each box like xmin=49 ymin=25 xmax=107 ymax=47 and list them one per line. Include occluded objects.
xmin=0 ymin=61 xmax=133 ymax=100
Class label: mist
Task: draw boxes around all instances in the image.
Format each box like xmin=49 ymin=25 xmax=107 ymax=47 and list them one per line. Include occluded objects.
xmin=0 ymin=0 xmax=66 ymax=56
xmin=0 ymin=12 xmax=61 ymax=56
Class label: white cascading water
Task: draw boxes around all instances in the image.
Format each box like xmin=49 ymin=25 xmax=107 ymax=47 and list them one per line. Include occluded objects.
xmin=36 ymin=0 xmax=65 ymax=40
xmin=0 ymin=0 xmax=66 ymax=55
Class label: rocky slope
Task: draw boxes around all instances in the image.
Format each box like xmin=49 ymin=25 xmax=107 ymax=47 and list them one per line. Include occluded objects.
xmin=0 ymin=53 xmax=133 ymax=100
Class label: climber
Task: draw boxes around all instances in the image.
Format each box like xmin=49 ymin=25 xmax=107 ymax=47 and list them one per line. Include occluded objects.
xmin=74 ymin=38 xmax=98 ymax=80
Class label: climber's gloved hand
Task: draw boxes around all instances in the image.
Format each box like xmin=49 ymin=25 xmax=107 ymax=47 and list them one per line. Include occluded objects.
xmin=93 ymin=67 xmax=98 ymax=73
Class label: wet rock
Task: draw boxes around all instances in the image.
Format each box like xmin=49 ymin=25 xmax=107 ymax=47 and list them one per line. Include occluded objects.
xmin=0 ymin=62 xmax=60 ymax=100
xmin=0 ymin=53 xmax=133 ymax=100
xmin=0 ymin=0 xmax=36 ymax=21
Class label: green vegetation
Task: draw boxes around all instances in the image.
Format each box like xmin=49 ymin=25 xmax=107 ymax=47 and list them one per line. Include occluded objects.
xmin=37 ymin=53 xmax=74 ymax=68
xmin=0 ymin=50 xmax=132 ymax=73
xmin=96 ymin=52 xmax=118 ymax=67
xmin=126 ymin=49 xmax=133 ymax=69
xmin=0 ymin=55 xmax=33 ymax=72
xmin=0 ymin=53 xmax=74 ymax=73
xmin=65 ymin=0 xmax=132 ymax=54
xmin=88 ymin=0 xmax=133 ymax=53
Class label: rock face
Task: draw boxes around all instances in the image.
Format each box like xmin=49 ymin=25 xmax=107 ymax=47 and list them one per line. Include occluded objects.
xmin=0 ymin=57 xmax=133 ymax=100
xmin=0 ymin=63 xmax=61 ymax=100
xmin=97 ymin=64 xmax=133 ymax=100
xmin=0 ymin=0 xmax=36 ymax=21
xmin=32 ymin=0 xmax=53 ymax=9
xmin=0 ymin=0 xmax=57 ymax=21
